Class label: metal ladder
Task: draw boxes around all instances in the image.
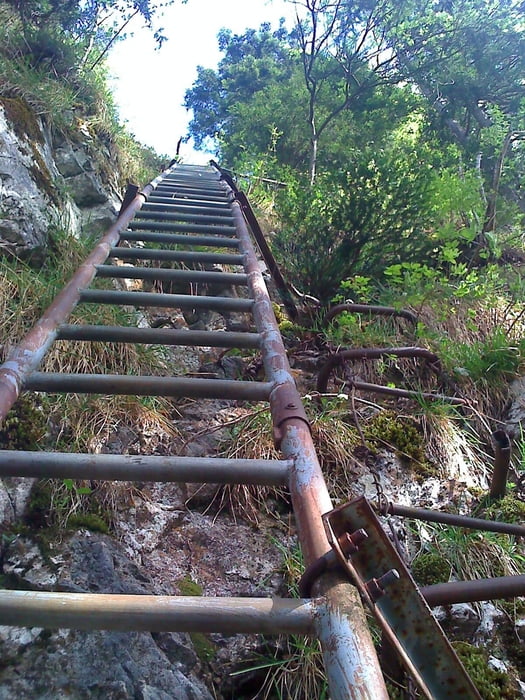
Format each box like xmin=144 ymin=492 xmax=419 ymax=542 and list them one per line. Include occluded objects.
xmin=0 ymin=163 xmax=479 ymax=699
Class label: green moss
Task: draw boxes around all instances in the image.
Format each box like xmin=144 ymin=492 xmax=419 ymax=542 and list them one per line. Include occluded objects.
xmin=176 ymin=576 xmax=216 ymax=663
xmin=0 ymin=395 xmax=46 ymax=450
xmin=411 ymin=552 xmax=451 ymax=586
xmin=363 ymin=410 xmax=435 ymax=475
xmin=272 ymin=302 xmax=286 ymax=325
xmin=453 ymin=642 xmax=519 ymax=700
xmin=67 ymin=513 xmax=109 ymax=534
xmin=177 ymin=575 xmax=203 ymax=596
xmin=25 ymin=480 xmax=53 ymax=529
xmin=485 ymin=495 xmax=525 ymax=524
xmin=190 ymin=632 xmax=217 ymax=663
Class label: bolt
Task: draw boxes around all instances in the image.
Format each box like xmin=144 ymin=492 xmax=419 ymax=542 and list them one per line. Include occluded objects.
xmin=365 ymin=569 xmax=400 ymax=602
xmin=286 ymin=402 xmax=297 ymax=409
xmin=337 ymin=528 xmax=368 ymax=557
xmin=377 ymin=569 xmax=400 ymax=589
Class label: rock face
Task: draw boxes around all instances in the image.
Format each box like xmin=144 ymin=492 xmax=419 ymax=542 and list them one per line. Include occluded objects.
xmin=0 ymin=533 xmax=213 ymax=700
xmin=0 ymin=97 xmax=120 ymax=260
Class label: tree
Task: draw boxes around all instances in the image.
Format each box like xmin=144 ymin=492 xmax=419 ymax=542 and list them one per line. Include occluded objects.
xmin=291 ymin=0 xmax=402 ymax=183
xmin=4 ymin=0 xmax=177 ymax=69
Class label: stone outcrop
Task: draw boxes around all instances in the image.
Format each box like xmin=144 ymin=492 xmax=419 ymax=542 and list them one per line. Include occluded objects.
xmin=0 ymin=533 xmax=213 ymax=700
xmin=0 ymin=97 xmax=120 ymax=260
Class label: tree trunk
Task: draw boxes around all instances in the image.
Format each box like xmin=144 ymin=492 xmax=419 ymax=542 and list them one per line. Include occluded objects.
xmin=309 ymin=134 xmax=318 ymax=186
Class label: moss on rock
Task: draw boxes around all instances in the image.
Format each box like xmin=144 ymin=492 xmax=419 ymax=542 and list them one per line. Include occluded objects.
xmin=412 ymin=552 xmax=451 ymax=586
xmin=453 ymin=642 xmax=519 ymax=700
xmin=0 ymin=396 xmax=46 ymax=450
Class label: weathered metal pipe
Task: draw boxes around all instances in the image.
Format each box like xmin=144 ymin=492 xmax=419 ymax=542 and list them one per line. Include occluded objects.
xmin=110 ymin=248 xmax=243 ymax=265
xmin=135 ymin=211 xmax=234 ymax=225
xmin=228 ymin=190 xmax=388 ymax=699
xmin=0 ymin=591 xmax=316 ymax=634
xmin=317 ymin=346 xmax=441 ymax=395
xmin=0 ymin=452 xmax=290 ymax=486
xmin=120 ymin=231 xmax=240 ymax=248
xmin=324 ymin=303 xmax=418 ymax=325
xmin=211 ymin=161 xmax=298 ymax=320
xmin=490 ymin=429 xmax=511 ymax=500
xmin=383 ymin=502 xmax=525 ymax=538
xmin=129 ymin=220 xmax=236 ymax=235
xmin=24 ymin=373 xmax=273 ymax=401
xmin=95 ymin=265 xmax=248 ymax=286
xmin=349 ymin=379 xmax=465 ymax=405
xmin=421 ymin=575 xmax=525 ymax=606
xmin=79 ymin=289 xmax=253 ymax=312
xmin=0 ymin=165 xmax=176 ymax=422
xmin=57 ymin=325 xmax=261 ymax=349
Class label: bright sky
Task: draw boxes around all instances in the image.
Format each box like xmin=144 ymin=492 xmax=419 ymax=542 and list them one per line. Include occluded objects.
xmin=108 ymin=0 xmax=297 ymax=163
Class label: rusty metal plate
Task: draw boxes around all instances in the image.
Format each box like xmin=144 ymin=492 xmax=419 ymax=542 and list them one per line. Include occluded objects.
xmin=323 ymin=497 xmax=481 ymax=699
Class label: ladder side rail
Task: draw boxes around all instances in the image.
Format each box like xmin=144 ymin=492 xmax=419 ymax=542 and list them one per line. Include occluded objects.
xmin=0 ymin=164 xmax=177 ymax=422
xmin=229 ymin=194 xmax=389 ymax=699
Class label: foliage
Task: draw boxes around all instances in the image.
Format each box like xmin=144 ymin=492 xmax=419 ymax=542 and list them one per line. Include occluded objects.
xmin=411 ymin=552 xmax=451 ymax=586
xmin=0 ymin=3 xmax=165 ymax=185
xmin=0 ymin=395 xmax=46 ymax=449
xmin=439 ymin=329 xmax=523 ymax=386
xmin=272 ymin=147 xmax=433 ymax=301
xmin=453 ymin=642 xmax=519 ymax=700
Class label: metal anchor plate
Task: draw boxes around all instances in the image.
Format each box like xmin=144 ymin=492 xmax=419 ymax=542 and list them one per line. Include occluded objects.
xmin=323 ymin=497 xmax=481 ymax=699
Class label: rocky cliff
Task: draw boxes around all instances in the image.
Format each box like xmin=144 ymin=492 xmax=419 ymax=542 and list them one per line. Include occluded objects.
xmin=0 ymin=96 xmax=119 ymax=262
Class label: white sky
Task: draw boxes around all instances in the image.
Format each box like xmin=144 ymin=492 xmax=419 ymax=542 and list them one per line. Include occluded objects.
xmin=108 ymin=0 xmax=297 ymax=163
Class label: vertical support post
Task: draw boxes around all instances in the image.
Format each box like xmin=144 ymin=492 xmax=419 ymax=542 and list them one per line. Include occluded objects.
xmin=490 ymin=429 xmax=511 ymax=500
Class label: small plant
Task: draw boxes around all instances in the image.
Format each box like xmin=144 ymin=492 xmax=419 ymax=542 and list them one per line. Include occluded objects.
xmin=231 ymin=541 xmax=328 ymax=700
xmin=411 ymin=552 xmax=451 ymax=586
xmin=0 ymin=395 xmax=46 ymax=450
xmin=453 ymin=642 xmax=519 ymax=700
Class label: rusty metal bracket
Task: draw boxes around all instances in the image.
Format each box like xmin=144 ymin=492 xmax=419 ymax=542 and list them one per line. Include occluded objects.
xmin=323 ymin=497 xmax=481 ymax=699
xmin=270 ymin=382 xmax=310 ymax=449
xmin=118 ymin=183 xmax=140 ymax=217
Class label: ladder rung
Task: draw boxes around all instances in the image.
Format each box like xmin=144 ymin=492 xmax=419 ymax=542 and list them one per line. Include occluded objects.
xmin=164 ymin=173 xmax=220 ymax=182
xmin=150 ymin=191 xmax=229 ymax=204
xmin=156 ymin=184 xmax=225 ymax=196
xmin=95 ymin=265 xmax=248 ymax=286
xmin=0 ymin=451 xmax=290 ymax=485
xmin=57 ymin=325 xmax=261 ymax=348
xmin=120 ymin=231 xmax=240 ymax=248
xmin=129 ymin=221 xmax=237 ymax=236
xmin=135 ymin=211 xmax=234 ymax=225
xmin=109 ymin=248 xmax=244 ymax=266
xmin=142 ymin=202 xmax=232 ymax=215
xmin=25 ymin=373 xmax=272 ymax=400
xmin=79 ymin=289 xmax=254 ymax=312
xmin=0 ymin=590 xmax=315 ymax=634
xmin=145 ymin=197 xmax=230 ymax=209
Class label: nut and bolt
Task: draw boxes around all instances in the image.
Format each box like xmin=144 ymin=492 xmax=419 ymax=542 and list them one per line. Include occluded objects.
xmin=365 ymin=569 xmax=400 ymax=602
xmin=337 ymin=528 xmax=369 ymax=557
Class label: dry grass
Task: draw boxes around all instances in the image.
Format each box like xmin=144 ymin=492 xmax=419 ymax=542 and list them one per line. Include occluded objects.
xmin=1 ymin=235 xmax=179 ymax=525
xmin=216 ymin=399 xmax=360 ymax=523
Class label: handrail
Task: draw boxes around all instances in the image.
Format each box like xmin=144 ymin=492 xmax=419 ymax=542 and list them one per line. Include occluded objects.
xmin=210 ymin=160 xmax=298 ymax=320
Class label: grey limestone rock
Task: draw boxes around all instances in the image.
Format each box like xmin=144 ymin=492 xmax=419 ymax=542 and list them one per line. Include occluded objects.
xmin=0 ymin=533 xmax=213 ymax=700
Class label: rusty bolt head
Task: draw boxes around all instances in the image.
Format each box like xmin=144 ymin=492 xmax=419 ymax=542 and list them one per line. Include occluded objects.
xmin=337 ymin=528 xmax=368 ymax=557
xmin=365 ymin=569 xmax=400 ymax=602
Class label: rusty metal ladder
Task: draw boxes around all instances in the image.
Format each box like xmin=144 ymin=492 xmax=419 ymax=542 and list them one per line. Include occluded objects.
xmin=0 ymin=163 xmax=480 ymax=699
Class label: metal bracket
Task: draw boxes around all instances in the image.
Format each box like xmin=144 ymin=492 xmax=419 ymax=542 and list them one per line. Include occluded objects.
xmin=322 ymin=497 xmax=481 ymax=700
xmin=270 ymin=382 xmax=310 ymax=449
xmin=118 ymin=184 xmax=139 ymax=217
